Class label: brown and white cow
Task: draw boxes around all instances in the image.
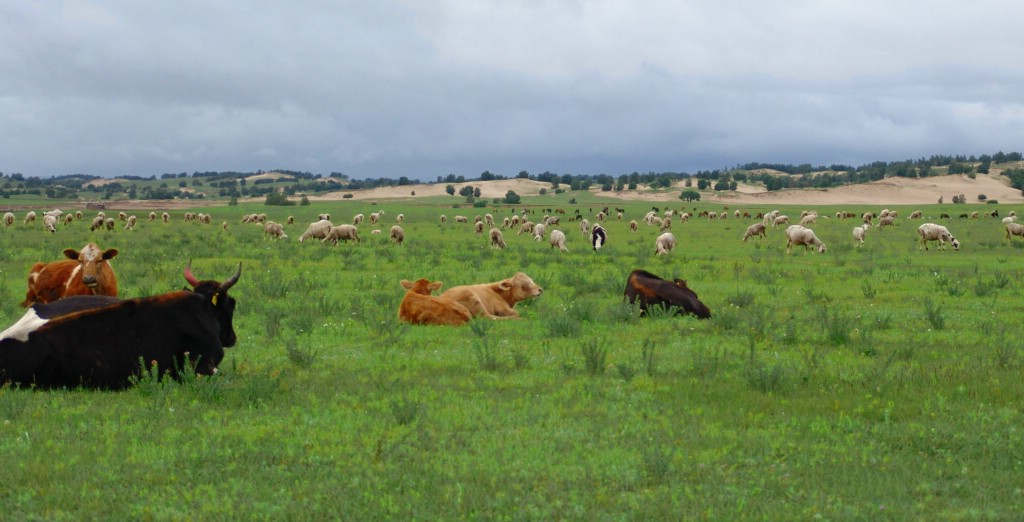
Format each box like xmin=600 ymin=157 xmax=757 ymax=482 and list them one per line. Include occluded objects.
xmin=21 ymin=243 xmax=119 ymax=307
xmin=440 ymin=272 xmax=543 ymax=319
xmin=398 ymin=279 xmax=472 ymax=326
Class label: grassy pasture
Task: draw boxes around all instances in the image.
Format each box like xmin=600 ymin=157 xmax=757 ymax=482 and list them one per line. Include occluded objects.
xmin=1 ymin=198 xmax=1022 ymax=520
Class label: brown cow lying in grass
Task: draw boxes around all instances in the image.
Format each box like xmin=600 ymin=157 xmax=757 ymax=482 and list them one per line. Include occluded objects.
xmin=440 ymin=272 xmax=543 ymax=319
xmin=398 ymin=279 xmax=472 ymax=326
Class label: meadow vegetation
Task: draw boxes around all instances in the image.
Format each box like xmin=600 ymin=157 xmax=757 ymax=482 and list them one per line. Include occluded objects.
xmin=1 ymin=195 xmax=1022 ymax=519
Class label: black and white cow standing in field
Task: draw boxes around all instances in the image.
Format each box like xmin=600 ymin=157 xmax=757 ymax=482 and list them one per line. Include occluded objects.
xmin=0 ymin=261 xmax=242 ymax=389
xmin=591 ymin=224 xmax=607 ymax=250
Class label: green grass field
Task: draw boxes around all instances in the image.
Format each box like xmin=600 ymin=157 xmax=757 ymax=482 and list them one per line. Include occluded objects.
xmin=1 ymin=197 xmax=1022 ymax=520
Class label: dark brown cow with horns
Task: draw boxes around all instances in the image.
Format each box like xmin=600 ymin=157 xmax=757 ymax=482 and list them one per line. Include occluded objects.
xmin=623 ymin=269 xmax=712 ymax=319
xmin=0 ymin=261 xmax=242 ymax=389
xmin=21 ymin=243 xmax=119 ymax=307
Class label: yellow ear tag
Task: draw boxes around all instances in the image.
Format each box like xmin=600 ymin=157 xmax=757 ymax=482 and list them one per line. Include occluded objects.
xmin=212 ymin=293 xmax=219 ymax=306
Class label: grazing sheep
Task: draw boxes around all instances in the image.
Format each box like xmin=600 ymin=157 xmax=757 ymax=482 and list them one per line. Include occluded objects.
xmin=440 ymin=214 xmax=447 ymax=224
xmin=42 ymin=215 xmax=58 ymax=233
xmin=1003 ymin=215 xmax=1018 ymax=224
xmin=148 ymin=212 xmax=157 ymax=222
xmin=264 ymin=221 xmax=287 ymax=240
xmin=323 ymin=224 xmax=360 ymax=245
xmin=660 ymin=217 xmax=672 ymax=231
xmin=124 ymin=215 xmax=137 ymax=231
xmin=579 ymin=218 xmax=591 ymax=237
xmin=475 ymin=221 xmax=484 ymax=235
xmin=772 ymin=215 xmax=790 ymax=228
xmin=909 ymin=210 xmax=923 ymax=219
xmin=4 ymin=212 xmax=15 ymax=228
xmin=852 ymin=224 xmax=870 ymax=246
xmin=629 ymin=219 xmax=638 ymax=232
xmin=353 ymin=213 xmax=364 ymax=225
xmin=287 ymin=216 xmax=295 ymax=225
xmin=549 ymin=229 xmax=567 ymax=252
xmin=1006 ymin=223 xmax=1024 ymax=241
xmin=318 ymin=213 xmax=332 ymax=222
xmin=785 ymin=225 xmax=826 ymax=253
xmin=455 ymin=215 xmax=468 ymax=224
xmin=89 ymin=216 xmax=105 ymax=231
xmin=742 ymin=223 xmax=767 ymax=242
xmin=877 ymin=216 xmax=896 ymax=229
xmin=655 ymin=232 xmax=676 ymax=255
xmin=532 ymin=223 xmax=547 ymax=241
xmin=162 ymin=212 xmax=170 ymax=224
xmin=799 ymin=213 xmax=817 ymax=226
xmin=861 ymin=211 xmax=873 ymax=224
xmin=918 ymin=223 xmax=960 ymax=250
xmin=390 ymin=225 xmax=405 ymax=245
xmin=24 ymin=211 xmax=36 ymax=225
xmin=489 ymin=228 xmax=506 ymax=249
xmin=396 ymin=213 xmax=405 ymax=224
xmin=299 ymin=219 xmax=334 ymax=243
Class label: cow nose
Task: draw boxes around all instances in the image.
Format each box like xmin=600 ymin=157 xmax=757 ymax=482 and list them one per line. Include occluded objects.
xmin=82 ymin=275 xmax=97 ymax=286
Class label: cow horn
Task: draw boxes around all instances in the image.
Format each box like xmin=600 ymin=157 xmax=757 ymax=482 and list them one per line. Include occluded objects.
xmin=183 ymin=259 xmax=201 ymax=287
xmin=219 ymin=262 xmax=242 ymax=292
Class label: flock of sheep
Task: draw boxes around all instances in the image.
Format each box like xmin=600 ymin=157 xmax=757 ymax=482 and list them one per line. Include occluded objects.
xmin=6 ymin=204 xmax=1024 ymax=256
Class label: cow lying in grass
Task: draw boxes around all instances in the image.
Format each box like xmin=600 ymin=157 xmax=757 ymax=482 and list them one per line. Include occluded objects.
xmin=398 ymin=279 xmax=472 ymax=326
xmin=623 ymin=269 xmax=711 ymax=319
xmin=440 ymin=272 xmax=543 ymax=319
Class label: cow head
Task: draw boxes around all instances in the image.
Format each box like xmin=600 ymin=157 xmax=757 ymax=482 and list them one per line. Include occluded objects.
xmin=401 ymin=279 xmax=443 ymax=294
xmin=63 ymin=243 xmax=118 ymax=288
xmin=184 ymin=260 xmax=242 ymax=374
xmin=499 ymin=272 xmax=543 ymax=301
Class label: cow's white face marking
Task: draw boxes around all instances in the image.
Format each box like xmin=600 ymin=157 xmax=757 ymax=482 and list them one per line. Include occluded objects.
xmin=80 ymin=244 xmax=100 ymax=262
xmin=0 ymin=309 xmax=49 ymax=342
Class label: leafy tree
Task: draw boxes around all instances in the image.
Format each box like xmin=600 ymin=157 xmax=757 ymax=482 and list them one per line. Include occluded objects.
xmin=446 ymin=184 xmax=455 ymax=196
xmin=679 ymin=190 xmax=701 ymax=202
xmin=503 ymin=190 xmax=521 ymax=204
xmin=473 ymin=187 xmax=481 ymax=198
xmin=978 ymin=194 xmax=987 ymax=201
xmin=459 ymin=185 xmax=474 ymax=197
xmin=264 ymin=191 xmax=295 ymax=206
xmin=300 ymin=195 xmax=310 ymax=206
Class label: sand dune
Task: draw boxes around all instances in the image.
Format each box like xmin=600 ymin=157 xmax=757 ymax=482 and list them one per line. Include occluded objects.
xmin=313 ymin=174 xmax=1022 ymax=206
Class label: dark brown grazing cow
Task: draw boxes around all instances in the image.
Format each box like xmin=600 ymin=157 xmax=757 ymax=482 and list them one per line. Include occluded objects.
xmin=21 ymin=243 xmax=119 ymax=307
xmin=623 ymin=269 xmax=711 ymax=319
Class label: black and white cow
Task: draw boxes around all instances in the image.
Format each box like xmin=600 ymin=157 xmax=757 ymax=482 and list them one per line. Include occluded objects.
xmin=0 ymin=262 xmax=241 ymax=389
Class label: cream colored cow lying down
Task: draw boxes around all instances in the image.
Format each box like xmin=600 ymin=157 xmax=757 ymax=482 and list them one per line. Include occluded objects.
xmin=440 ymin=272 xmax=543 ymax=319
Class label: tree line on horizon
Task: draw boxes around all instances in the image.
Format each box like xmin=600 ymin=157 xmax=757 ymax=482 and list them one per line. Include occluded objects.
xmin=2 ymin=151 xmax=1023 ymax=201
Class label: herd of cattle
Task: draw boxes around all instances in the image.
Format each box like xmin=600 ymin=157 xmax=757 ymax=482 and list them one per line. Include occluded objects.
xmin=2 ymin=202 xmax=1021 ymax=389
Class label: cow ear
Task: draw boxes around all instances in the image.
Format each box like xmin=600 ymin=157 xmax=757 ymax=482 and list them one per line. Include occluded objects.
xmin=400 ymin=280 xmax=413 ymax=289
xmin=498 ymin=280 xmax=513 ymax=291
xmin=430 ymin=281 xmax=443 ymax=292
xmin=103 ymin=249 xmax=119 ymax=260
xmin=63 ymin=249 xmax=79 ymax=260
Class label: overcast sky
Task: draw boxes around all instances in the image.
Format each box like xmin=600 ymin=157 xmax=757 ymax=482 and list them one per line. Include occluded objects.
xmin=3 ymin=1 xmax=1023 ymax=181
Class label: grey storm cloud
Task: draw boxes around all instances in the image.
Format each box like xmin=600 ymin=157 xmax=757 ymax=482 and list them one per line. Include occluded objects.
xmin=2 ymin=1 xmax=1023 ymax=180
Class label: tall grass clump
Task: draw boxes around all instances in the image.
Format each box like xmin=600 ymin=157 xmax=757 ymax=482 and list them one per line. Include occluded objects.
xmin=581 ymin=340 xmax=608 ymax=376
xmin=922 ymin=298 xmax=946 ymax=330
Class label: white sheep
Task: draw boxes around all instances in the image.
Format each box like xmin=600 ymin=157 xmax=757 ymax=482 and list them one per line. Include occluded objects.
xmin=785 ymin=225 xmax=826 ymax=254
xmin=742 ymin=223 xmax=767 ymax=242
xmin=390 ymin=225 xmax=405 ymax=245
xmin=264 ymin=221 xmax=288 ymax=240
xmin=877 ymin=216 xmax=896 ymax=229
xmin=323 ymin=224 xmax=360 ymax=245
xmin=532 ymin=223 xmax=547 ymax=241
xmin=654 ymin=232 xmax=676 ymax=256
xmin=772 ymin=215 xmax=790 ymax=228
xmin=1005 ymin=223 xmax=1024 ymax=241
xmin=549 ymin=229 xmax=568 ymax=252
xmin=299 ymin=219 xmax=333 ymax=242
xmin=918 ymin=223 xmax=960 ymax=250
xmin=489 ymin=228 xmax=506 ymax=249
xmin=852 ymin=224 xmax=870 ymax=246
